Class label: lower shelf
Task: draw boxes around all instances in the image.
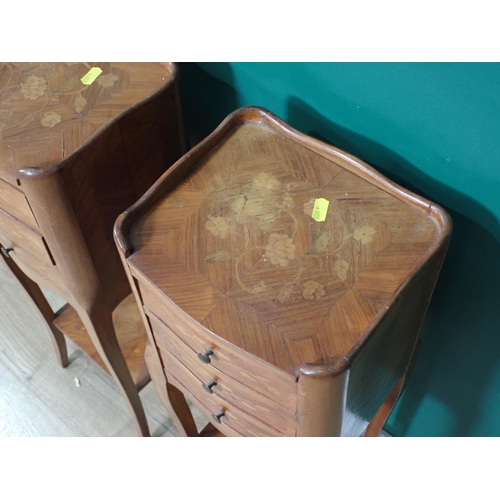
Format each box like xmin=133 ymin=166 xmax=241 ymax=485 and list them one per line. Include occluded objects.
xmin=53 ymin=294 xmax=150 ymax=391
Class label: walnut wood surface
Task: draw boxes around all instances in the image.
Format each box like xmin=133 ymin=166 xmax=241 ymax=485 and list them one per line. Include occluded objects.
xmin=0 ymin=178 xmax=39 ymax=229
xmin=144 ymin=343 xmax=198 ymax=437
xmin=148 ymin=311 xmax=296 ymax=434
xmin=0 ymin=208 xmax=54 ymax=266
xmin=0 ymin=62 xmax=175 ymax=184
xmin=137 ymin=275 xmax=297 ymax=410
xmin=164 ymin=351 xmax=286 ymax=437
xmin=53 ymin=295 xmax=149 ymax=390
xmin=0 ymin=62 xmax=186 ymax=436
xmin=123 ymin=108 xmax=449 ymax=375
xmin=115 ymin=106 xmax=451 ymax=436
xmin=1 ymin=244 xmax=68 ymax=368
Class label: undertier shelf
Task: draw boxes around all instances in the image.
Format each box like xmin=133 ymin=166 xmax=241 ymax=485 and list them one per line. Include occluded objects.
xmin=53 ymin=294 xmax=150 ymax=391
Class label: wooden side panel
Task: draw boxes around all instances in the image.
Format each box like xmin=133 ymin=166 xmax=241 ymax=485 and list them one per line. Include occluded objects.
xmin=61 ymin=80 xmax=185 ymax=310
xmin=341 ymin=242 xmax=450 ymax=437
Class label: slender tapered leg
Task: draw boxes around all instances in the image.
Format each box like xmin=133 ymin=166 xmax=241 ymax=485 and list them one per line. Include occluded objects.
xmin=364 ymin=339 xmax=421 ymax=437
xmin=145 ymin=343 xmax=198 ymax=436
xmin=61 ymin=301 xmax=150 ymax=437
xmin=1 ymin=248 xmax=68 ymax=368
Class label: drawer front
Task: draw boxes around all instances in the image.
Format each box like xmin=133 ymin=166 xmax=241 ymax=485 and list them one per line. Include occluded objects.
xmin=0 ymin=208 xmax=55 ymax=268
xmin=164 ymin=351 xmax=286 ymax=437
xmin=0 ymin=178 xmax=39 ymax=230
xmin=148 ymin=311 xmax=296 ymax=435
xmin=136 ymin=276 xmax=297 ymax=412
xmin=167 ymin=374 xmax=244 ymax=437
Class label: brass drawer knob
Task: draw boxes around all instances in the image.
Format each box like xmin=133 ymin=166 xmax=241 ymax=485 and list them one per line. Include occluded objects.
xmin=1 ymin=247 xmax=13 ymax=258
xmin=202 ymin=379 xmax=217 ymax=394
xmin=212 ymin=410 xmax=225 ymax=424
xmin=198 ymin=349 xmax=214 ymax=364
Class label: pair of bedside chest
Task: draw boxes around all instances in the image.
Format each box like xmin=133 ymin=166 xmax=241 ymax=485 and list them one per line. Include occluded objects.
xmin=0 ymin=63 xmax=450 ymax=437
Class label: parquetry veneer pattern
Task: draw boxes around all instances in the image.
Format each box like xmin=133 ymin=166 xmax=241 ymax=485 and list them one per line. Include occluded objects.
xmin=115 ymin=107 xmax=452 ymax=437
xmin=0 ymin=62 xmax=186 ymax=436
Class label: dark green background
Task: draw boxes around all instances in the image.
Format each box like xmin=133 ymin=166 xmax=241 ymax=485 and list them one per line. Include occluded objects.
xmin=178 ymin=62 xmax=500 ymax=436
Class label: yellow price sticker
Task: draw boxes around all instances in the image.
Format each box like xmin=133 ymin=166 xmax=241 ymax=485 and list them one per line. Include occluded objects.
xmin=80 ymin=67 xmax=102 ymax=85
xmin=311 ymin=198 xmax=329 ymax=222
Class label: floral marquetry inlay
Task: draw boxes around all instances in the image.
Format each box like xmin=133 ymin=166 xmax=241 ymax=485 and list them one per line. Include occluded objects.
xmin=0 ymin=62 xmax=173 ymax=182
xmin=0 ymin=63 xmax=125 ymax=132
xmin=199 ymin=164 xmax=391 ymax=309
xmin=128 ymin=118 xmax=443 ymax=373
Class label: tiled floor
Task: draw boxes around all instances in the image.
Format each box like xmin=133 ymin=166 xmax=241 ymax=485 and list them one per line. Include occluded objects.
xmin=0 ymin=259 xmax=207 ymax=437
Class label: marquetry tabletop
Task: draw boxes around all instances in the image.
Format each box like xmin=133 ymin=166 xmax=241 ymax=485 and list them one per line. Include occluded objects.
xmin=124 ymin=108 xmax=449 ymax=376
xmin=0 ymin=62 xmax=174 ymax=184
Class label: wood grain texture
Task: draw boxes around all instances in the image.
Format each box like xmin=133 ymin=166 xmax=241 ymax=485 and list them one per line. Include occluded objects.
xmin=123 ymin=109 xmax=448 ymax=374
xmin=0 ymin=62 xmax=176 ymax=183
xmin=139 ymin=288 xmax=297 ymax=411
xmin=53 ymin=295 xmax=149 ymax=389
xmin=148 ymin=312 xmax=296 ymax=434
xmin=0 ymin=208 xmax=54 ymax=267
xmin=144 ymin=342 xmax=199 ymax=437
xmin=166 ymin=370 xmax=274 ymax=437
xmin=0 ymin=178 xmax=39 ymax=229
xmin=1 ymin=246 xmax=68 ymax=368
xmin=115 ymin=106 xmax=452 ymax=436
xmin=0 ymin=62 xmax=186 ymax=436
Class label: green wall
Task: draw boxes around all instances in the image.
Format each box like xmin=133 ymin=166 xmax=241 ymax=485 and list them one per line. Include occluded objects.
xmin=179 ymin=62 xmax=500 ymax=436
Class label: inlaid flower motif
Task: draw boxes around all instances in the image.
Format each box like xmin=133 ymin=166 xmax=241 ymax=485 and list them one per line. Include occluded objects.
xmin=205 ymin=215 xmax=230 ymax=238
xmin=97 ymin=73 xmax=118 ymax=88
xmin=74 ymin=96 xmax=87 ymax=113
xmin=334 ymin=259 xmax=349 ymax=282
xmin=276 ymin=283 xmax=295 ymax=304
xmin=231 ymin=195 xmax=246 ymax=216
xmin=311 ymin=228 xmax=331 ymax=254
xmin=251 ymin=281 xmax=266 ymax=294
xmin=276 ymin=192 xmax=294 ymax=211
xmin=21 ymin=76 xmax=47 ymax=101
xmin=302 ymin=280 xmax=326 ymax=301
xmin=303 ymin=199 xmax=314 ymax=216
xmin=0 ymin=109 xmax=13 ymax=121
xmin=253 ymin=172 xmax=281 ymax=193
xmin=353 ymin=225 xmax=376 ymax=244
xmin=265 ymin=233 xmax=296 ymax=267
xmin=40 ymin=111 xmax=61 ymax=128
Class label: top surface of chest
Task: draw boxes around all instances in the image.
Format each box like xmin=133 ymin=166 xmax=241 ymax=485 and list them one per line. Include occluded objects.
xmin=128 ymin=121 xmax=442 ymax=375
xmin=0 ymin=62 xmax=173 ymax=185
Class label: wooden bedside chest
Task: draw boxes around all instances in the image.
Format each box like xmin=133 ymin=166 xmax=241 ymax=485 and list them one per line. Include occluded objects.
xmin=114 ymin=106 xmax=451 ymax=437
xmin=0 ymin=62 xmax=186 ymax=436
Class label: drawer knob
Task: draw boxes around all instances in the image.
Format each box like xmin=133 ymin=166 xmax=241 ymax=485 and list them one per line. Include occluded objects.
xmin=198 ymin=349 xmax=214 ymax=364
xmin=1 ymin=247 xmax=13 ymax=258
xmin=202 ymin=379 xmax=217 ymax=394
xmin=212 ymin=411 xmax=225 ymax=424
